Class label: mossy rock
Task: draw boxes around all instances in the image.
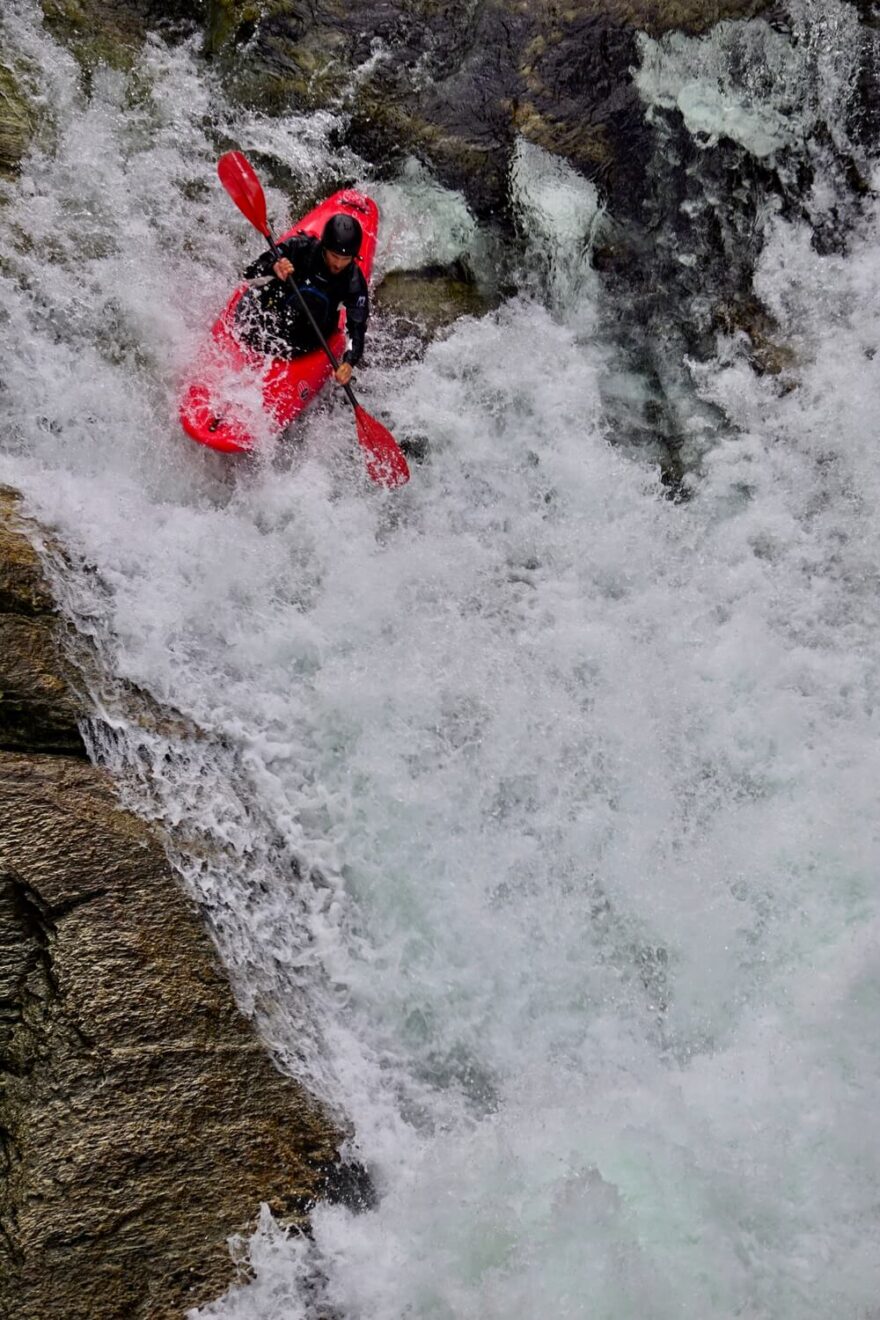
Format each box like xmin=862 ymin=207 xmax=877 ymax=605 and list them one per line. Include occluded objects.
xmin=214 ymin=0 xmax=779 ymax=219
xmin=375 ymin=265 xmax=498 ymax=339
xmin=0 ymin=750 xmax=351 ymax=1318
xmin=348 ymin=86 xmax=513 ymax=219
xmin=40 ymin=0 xmax=203 ymax=73
xmin=218 ymin=1 xmax=351 ymax=110
xmin=204 ymin=0 xmax=264 ymax=57
xmin=0 ymin=491 xmax=56 ymax=617
xmin=0 ymin=63 xmax=34 ymax=178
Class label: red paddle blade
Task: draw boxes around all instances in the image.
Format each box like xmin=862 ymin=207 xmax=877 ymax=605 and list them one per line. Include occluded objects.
xmin=354 ymin=406 xmax=410 ymax=488
xmin=217 ymin=151 xmax=270 ymax=237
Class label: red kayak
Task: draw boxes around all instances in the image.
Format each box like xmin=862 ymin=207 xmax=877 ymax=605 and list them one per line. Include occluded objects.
xmin=180 ymin=189 xmax=379 ymax=454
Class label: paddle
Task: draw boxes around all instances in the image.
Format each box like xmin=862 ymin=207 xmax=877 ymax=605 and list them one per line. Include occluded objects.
xmin=217 ymin=151 xmax=410 ymax=489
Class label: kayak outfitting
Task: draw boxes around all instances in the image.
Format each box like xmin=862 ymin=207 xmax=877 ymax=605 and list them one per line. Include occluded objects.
xmin=179 ymin=189 xmax=379 ymax=456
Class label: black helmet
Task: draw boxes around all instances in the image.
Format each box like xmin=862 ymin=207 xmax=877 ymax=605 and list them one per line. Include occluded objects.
xmin=321 ymin=213 xmax=362 ymax=257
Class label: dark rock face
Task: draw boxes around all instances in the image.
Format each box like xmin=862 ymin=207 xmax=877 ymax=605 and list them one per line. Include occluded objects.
xmin=0 ymin=491 xmax=349 ymax=1319
xmin=0 ymin=614 xmax=86 ymax=754
xmin=0 ymin=490 xmax=86 ymax=755
xmin=216 ymin=0 xmax=778 ymax=217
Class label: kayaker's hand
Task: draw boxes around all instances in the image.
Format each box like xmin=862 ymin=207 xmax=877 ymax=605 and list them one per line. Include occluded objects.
xmin=335 ymin=362 xmax=353 ymax=386
xmin=273 ymin=257 xmax=294 ymax=282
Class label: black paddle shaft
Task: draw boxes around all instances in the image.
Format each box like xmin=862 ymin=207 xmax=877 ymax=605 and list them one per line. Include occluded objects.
xmin=266 ymin=234 xmax=359 ymax=411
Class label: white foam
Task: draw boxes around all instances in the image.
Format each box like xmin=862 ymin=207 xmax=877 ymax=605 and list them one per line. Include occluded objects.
xmin=368 ymin=157 xmax=486 ymax=279
xmin=635 ymin=1 xmax=863 ymax=160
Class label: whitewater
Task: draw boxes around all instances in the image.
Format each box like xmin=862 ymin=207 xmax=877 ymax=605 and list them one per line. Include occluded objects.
xmin=1 ymin=1 xmax=879 ymax=1315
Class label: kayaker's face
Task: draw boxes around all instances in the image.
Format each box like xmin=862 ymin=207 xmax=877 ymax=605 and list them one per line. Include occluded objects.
xmin=323 ymin=248 xmax=354 ymax=276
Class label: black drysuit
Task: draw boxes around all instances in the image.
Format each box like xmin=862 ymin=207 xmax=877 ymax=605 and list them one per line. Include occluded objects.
xmin=237 ymin=234 xmax=369 ymax=364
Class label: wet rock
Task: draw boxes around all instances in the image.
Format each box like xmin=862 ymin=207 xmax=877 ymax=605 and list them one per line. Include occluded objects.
xmin=852 ymin=0 xmax=880 ymax=26
xmin=374 ymin=262 xmax=498 ymax=340
xmin=0 ymin=489 xmax=351 ymax=1319
xmin=0 ymin=491 xmax=56 ymax=616
xmin=587 ymin=0 xmax=776 ymax=36
xmin=42 ymin=0 xmax=148 ymax=71
xmin=215 ymin=0 xmax=778 ymax=218
xmin=203 ymin=0 xmax=263 ymax=57
xmin=714 ymin=294 xmax=798 ymax=377
xmin=0 ymin=489 xmax=86 ymax=755
xmin=0 ymin=63 xmax=34 ymax=178
xmin=40 ymin=0 xmax=201 ymax=73
xmin=0 ymin=752 xmax=346 ymax=1320
xmin=512 ymin=3 xmax=775 ymax=212
xmin=0 ymin=614 xmax=86 ymax=754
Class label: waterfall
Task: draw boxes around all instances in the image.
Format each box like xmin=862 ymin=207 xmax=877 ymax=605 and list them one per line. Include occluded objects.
xmin=1 ymin=0 xmax=879 ymax=1315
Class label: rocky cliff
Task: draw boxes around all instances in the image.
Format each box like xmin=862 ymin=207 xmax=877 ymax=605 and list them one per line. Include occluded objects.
xmin=0 ymin=488 xmax=349 ymax=1320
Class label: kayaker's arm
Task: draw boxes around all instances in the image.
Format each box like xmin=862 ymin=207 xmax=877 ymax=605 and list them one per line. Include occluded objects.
xmin=243 ymin=249 xmax=276 ymax=281
xmin=243 ymin=235 xmax=311 ymax=282
xmin=341 ymin=273 xmax=370 ymax=370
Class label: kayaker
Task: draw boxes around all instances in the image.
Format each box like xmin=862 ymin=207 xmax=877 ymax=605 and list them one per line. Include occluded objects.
xmin=236 ymin=213 xmax=369 ymax=386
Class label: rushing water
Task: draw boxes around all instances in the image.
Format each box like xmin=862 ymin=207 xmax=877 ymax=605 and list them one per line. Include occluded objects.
xmin=2 ymin=1 xmax=879 ymax=1316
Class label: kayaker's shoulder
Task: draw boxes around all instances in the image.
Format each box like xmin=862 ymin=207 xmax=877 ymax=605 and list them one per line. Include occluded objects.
xmin=283 ymin=232 xmax=319 ymax=257
xmin=349 ymin=262 xmax=369 ymax=295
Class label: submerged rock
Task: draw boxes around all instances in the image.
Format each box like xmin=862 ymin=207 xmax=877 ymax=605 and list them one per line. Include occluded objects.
xmin=714 ymin=293 xmax=799 ymax=377
xmin=374 ymin=262 xmax=499 ymax=340
xmin=0 ymin=490 xmax=351 ymax=1319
